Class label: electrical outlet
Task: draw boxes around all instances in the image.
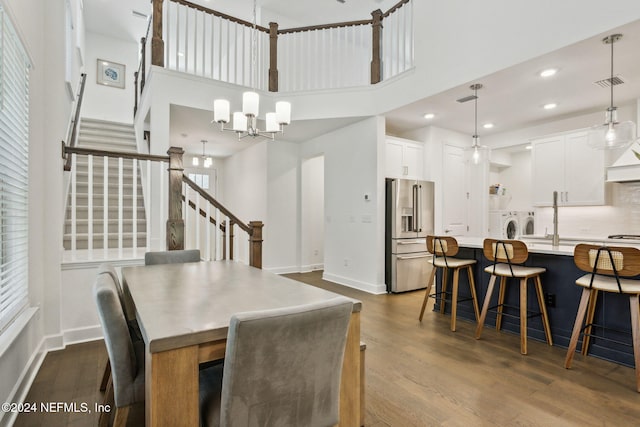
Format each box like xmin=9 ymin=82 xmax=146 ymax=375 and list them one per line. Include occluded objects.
xmin=545 ymin=293 xmax=556 ymax=308
xmin=343 ymin=259 xmax=349 ymax=267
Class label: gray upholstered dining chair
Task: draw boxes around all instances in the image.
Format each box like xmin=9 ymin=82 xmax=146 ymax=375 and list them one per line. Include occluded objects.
xmin=144 ymin=249 xmax=201 ymax=265
xmin=198 ymin=296 xmax=354 ymax=427
xmin=94 ymin=272 xmax=145 ymax=427
xmin=96 ymin=263 xmax=142 ymax=393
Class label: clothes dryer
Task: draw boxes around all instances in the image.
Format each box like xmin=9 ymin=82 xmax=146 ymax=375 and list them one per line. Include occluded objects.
xmin=518 ymin=211 xmax=535 ymax=237
xmin=488 ymin=211 xmax=520 ymax=239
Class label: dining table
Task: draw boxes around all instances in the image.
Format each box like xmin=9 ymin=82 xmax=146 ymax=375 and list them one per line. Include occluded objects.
xmin=122 ymin=260 xmax=362 ymax=427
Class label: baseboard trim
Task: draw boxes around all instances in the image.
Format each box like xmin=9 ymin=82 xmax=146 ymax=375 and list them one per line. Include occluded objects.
xmin=1 ymin=338 xmax=47 ymax=427
xmin=63 ymin=325 xmax=103 ymax=346
xmin=265 ymin=266 xmax=300 ymax=275
xmin=322 ymin=272 xmax=386 ymax=294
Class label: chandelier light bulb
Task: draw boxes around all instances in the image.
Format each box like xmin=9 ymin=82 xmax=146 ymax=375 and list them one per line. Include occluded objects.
xmin=472 ymin=146 xmax=480 ymax=164
xmin=192 ymin=157 xmax=199 ymax=166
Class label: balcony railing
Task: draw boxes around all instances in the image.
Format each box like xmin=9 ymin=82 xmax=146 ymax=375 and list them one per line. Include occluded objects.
xmin=135 ymin=0 xmax=413 ymax=112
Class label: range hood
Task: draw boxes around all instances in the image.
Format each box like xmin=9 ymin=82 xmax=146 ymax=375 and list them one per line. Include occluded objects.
xmin=607 ymin=142 xmax=640 ymax=182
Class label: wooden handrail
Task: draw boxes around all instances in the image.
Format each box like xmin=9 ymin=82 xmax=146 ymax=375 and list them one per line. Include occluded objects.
xmin=278 ymin=19 xmax=372 ymax=34
xmin=63 ymin=145 xmax=170 ymax=163
xmin=182 ymin=195 xmax=226 ymax=232
xmin=63 ymin=73 xmax=87 ymax=171
xmin=182 ymin=174 xmax=252 ymax=234
xmin=383 ymin=0 xmax=411 ymax=18
xmin=170 ymin=0 xmax=269 ymax=32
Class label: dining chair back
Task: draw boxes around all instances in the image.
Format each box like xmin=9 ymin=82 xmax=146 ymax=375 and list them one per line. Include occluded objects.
xmin=199 ymin=296 xmax=354 ymax=427
xmin=144 ymin=249 xmax=201 ymax=265
xmin=94 ymin=273 xmax=145 ymax=425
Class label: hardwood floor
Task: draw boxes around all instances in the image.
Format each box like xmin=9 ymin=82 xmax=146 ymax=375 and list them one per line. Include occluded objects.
xmin=15 ymin=270 xmax=640 ymax=426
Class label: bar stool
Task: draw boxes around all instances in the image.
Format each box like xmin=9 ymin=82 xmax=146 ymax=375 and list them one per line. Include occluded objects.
xmin=419 ymin=236 xmax=480 ymax=331
xmin=475 ymin=239 xmax=553 ymax=354
xmin=565 ymin=244 xmax=640 ymax=392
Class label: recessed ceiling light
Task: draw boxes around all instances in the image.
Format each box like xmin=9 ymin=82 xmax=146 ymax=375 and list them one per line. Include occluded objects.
xmin=543 ymin=103 xmax=557 ymax=110
xmin=423 ymin=113 xmax=435 ymax=119
xmin=483 ymin=123 xmax=494 ymax=129
xmin=525 ymin=145 xmax=532 ymax=150
xmin=540 ymin=68 xmax=558 ymax=78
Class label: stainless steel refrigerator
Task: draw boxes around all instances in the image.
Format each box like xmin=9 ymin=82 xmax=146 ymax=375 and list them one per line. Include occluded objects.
xmin=385 ymin=178 xmax=435 ymax=293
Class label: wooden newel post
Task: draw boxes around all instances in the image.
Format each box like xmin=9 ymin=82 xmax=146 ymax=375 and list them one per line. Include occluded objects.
xmin=229 ymin=221 xmax=235 ymax=261
xmin=249 ymin=221 xmax=264 ymax=269
xmin=370 ymin=9 xmax=383 ymax=84
xmin=268 ymin=22 xmax=279 ymax=92
xmin=166 ymin=146 xmax=184 ymax=250
xmin=152 ymin=0 xmax=164 ymax=67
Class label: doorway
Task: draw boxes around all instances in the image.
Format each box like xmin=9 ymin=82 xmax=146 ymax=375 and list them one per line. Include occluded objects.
xmin=443 ymin=145 xmax=469 ymax=236
xmin=301 ymin=155 xmax=325 ymax=271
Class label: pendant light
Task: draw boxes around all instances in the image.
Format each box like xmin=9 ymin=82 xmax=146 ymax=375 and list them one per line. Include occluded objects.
xmin=587 ymin=34 xmax=636 ymax=149
xmin=193 ymin=140 xmax=212 ymax=168
xmin=464 ymin=83 xmax=490 ymax=165
xmin=212 ymin=0 xmax=291 ymax=140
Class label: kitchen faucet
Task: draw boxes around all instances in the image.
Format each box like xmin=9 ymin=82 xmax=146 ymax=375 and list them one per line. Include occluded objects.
xmin=551 ymin=191 xmax=560 ymax=246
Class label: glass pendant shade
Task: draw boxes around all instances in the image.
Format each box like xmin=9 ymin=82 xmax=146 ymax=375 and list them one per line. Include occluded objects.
xmin=233 ymin=112 xmax=248 ymax=132
xmin=465 ymin=137 xmax=491 ymax=165
xmin=265 ymin=113 xmax=279 ymax=132
xmin=192 ymin=157 xmax=199 ymax=166
xmin=587 ymin=108 xmax=636 ymax=149
xmin=276 ymin=101 xmax=291 ymax=125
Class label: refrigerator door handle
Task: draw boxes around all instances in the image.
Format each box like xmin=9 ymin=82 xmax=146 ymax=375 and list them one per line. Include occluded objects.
xmin=412 ymin=184 xmax=418 ymax=232
xmin=417 ymin=184 xmax=422 ymax=232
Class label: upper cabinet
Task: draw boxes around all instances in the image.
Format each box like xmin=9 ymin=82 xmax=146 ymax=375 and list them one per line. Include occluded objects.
xmin=385 ymin=136 xmax=424 ymax=180
xmin=531 ymin=130 xmax=605 ymax=206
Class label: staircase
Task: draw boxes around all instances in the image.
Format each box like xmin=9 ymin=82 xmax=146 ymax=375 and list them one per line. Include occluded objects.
xmin=63 ymin=118 xmax=147 ymax=250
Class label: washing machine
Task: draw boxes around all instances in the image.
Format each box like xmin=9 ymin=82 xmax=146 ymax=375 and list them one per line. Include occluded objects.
xmin=488 ymin=211 xmax=520 ymax=239
xmin=518 ymin=211 xmax=535 ymax=237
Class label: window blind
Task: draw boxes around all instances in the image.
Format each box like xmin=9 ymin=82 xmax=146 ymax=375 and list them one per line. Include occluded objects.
xmin=0 ymin=5 xmax=30 ymax=334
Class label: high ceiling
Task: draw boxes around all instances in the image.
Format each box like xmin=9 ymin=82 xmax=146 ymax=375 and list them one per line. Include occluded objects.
xmin=83 ymin=1 xmax=640 ymax=158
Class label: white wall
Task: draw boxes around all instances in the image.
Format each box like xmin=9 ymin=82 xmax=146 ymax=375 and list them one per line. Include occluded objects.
xmin=265 ymin=141 xmax=299 ymax=272
xmin=82 ymin=31 xmax=139 ymax=124
xmin=221 ymin=142 xmax=268 ymax=264
xmin=300 ymin=155 xmax=325 ymax=271
xmin=300 ymin=117 xmax=386 ymax=294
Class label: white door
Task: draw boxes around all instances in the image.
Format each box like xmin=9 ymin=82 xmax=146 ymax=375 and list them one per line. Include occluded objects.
xmin=443 ymin=145 xmax=468 ymax=236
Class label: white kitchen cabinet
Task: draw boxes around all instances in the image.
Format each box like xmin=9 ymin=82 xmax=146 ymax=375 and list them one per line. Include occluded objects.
xmin=385 ymin=136 xmax=424 ymax=180
xmin=531 ymin=131 xmax=604 ymax=206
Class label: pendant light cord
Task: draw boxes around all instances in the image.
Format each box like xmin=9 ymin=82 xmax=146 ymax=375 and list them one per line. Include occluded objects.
xmin=251 ymin=0 xmax=257 ymax=90
xmin=473 ymin=86 xmax=478 ymax=146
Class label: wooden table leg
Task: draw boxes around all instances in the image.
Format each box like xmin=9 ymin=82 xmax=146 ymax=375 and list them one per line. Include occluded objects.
xmin=340 ymin=311 xmax=361 ymax=427
xmin=146 ymin=345 xmax=199 ymax=427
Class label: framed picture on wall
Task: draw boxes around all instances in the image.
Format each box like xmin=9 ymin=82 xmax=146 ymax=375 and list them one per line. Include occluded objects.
xmin=97 ymin=59 xmax=125 ymax=89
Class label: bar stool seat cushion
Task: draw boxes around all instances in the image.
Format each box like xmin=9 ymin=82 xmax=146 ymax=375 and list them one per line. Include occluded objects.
xmin=576 ymin=274 xmax=640 ymax=293
xmin=432 ymin=257 xmax=476 ymax=268
xmin=484 ymin=264 xmax=546 ymax=278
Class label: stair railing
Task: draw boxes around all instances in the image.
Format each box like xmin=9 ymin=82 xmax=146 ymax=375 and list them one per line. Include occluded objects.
xmin=62 ymin=145 xmax=263 ymax=268
xmin=63 ymin=73 xmax=87 ymax=171
xmin=145 ymin=0 xmax=412 ymax=94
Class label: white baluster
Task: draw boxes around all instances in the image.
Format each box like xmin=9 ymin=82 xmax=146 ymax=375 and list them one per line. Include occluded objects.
xmin=225 ymin=219 xmax=230 ymax=262
xmin=184 ymin=184 xmax=190 ymax=248
xmin=215 ymin=208 xmax=221 ymax=261
xmin=88 ymin=155 xmax=93 ymax=252
xmin=132 ymin=158 xmax=138 ymax=249
xmin=71 ymin=153 xmax=77 ymax=253
xmin=195 ymin=188 xmax=201 ymax=252
xmin=103 ymin=156 xmax=109 ymax=251
xmin=146 ymin=159 xmax=151 ymax=251
xmin=205 ymin=200 xmax=211 ymax=261
xmin=166 ymin=1 xmax=171 ymax=69
xmin=118 ymin=157 xmax=123 ymax=253
xmin=176 ymin=5 xmax=181 ymax=71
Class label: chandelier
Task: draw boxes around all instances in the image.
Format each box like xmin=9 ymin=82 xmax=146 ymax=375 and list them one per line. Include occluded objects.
xmin=193 ymin=140 xmax=212 ymax=168
xmin=587 ymin=33 xmax=636 ymax=149
xmin=212 ymin=0 xmax=291 ymax=140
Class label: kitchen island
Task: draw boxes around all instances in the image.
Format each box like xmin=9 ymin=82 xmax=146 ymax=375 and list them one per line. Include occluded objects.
xmin=434 ymin=236 xmax=640 ymax=367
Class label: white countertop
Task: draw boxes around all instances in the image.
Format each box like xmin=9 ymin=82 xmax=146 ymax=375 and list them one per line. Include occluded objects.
xmin=456 ymin=236 xmax=640 ymax=256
